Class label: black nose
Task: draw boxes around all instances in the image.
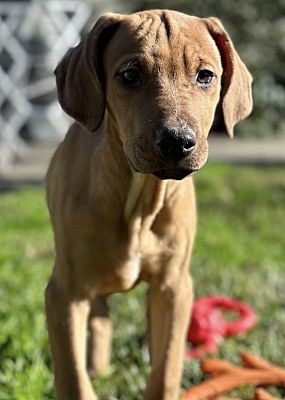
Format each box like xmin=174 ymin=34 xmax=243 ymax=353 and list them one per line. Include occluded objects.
xmin=156 ymin=125 xmax=196 ymax=159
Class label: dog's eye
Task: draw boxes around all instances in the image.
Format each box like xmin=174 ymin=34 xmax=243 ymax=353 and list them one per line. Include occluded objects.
xmin=119 ymin=68 xmax=142 ymax=88
xmin=196 ymin=69 xmax=214 ymax=86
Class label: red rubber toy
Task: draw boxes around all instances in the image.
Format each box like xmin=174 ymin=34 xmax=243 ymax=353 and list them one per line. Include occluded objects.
xmin=186 ymin=296 xmax=256 ymax=358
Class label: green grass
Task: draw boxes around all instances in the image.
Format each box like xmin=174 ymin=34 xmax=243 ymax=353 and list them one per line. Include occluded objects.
xmin=0 ymin=163 xmax=284 ymax=399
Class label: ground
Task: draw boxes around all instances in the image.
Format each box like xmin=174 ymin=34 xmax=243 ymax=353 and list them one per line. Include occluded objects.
xmin=0 ymin=163 xmax=284 ymax=399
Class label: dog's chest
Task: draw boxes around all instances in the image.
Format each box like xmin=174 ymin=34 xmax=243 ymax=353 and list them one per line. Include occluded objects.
xmin=120 ymin=254 xmax=142 ymax=287
xmin=102 ymin=253 xmax=142 ymax=293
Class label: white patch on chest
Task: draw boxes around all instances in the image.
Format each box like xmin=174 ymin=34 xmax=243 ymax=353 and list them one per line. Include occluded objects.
xmin=119 ymin=253 xmax=142 ymax=290
xmin=126 ymin=254 xmax=141 ymax=281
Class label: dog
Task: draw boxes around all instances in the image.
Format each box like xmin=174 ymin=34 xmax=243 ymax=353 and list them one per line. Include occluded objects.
xmin=45 ymin=9 xmax=252 ymax=400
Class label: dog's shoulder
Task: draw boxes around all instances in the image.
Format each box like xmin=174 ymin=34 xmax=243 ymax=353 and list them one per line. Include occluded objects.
xmin=46 ymin=123 xmax=96 ymax=213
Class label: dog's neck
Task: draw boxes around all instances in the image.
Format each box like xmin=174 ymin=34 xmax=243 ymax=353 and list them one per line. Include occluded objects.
xmin=90 ymin=116 xmax=172 ymax=253
xmin=124 ymin=171 xmax=168 ymax=253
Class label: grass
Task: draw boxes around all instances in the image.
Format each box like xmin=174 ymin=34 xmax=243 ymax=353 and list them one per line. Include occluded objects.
xmin=0 ymin=163 xmax=284 ymax=399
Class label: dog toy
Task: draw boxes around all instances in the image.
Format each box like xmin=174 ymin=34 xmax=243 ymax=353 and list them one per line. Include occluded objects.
xmin=181 ymin=352 xmax=285 ymax=400
xmin=186 ymin=296 xmax=256 ymax=357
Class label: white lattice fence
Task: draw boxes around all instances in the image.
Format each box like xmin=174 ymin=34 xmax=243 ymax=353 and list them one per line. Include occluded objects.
xmin=0 ymin=0 xmax=91 ymax=173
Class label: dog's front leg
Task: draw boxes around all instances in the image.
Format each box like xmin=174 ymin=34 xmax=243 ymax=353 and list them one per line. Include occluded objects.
xmin=144 ymin=272 xmax=193 ymax=400
xmin=88 ymin=295 xmax=112 ymax=377
xmin=45 ymin=276 xmax=97 ymax=400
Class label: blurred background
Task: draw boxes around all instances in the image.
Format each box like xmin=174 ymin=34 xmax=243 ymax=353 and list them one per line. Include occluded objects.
xmin=0 ymin=1 xmax=284 ymax=400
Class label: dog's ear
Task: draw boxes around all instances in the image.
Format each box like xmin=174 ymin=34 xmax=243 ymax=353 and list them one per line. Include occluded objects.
xmin=204 ymin=17 xmax=253 ymax=138
xmin=54 ymin=13 xmax=122 ymax=132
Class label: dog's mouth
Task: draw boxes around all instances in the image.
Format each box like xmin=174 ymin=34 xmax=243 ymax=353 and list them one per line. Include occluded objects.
xmin=152 ymin=167 xmax=195 ymax=180
xmin=128 ymin=157 xmax=196 ymax=180
xmin=127 ymin=149 xmax=205 ymax=180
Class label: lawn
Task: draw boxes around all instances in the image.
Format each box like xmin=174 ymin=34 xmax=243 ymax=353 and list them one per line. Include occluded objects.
xmin=0 ymin=163 xmax=284 ymax=400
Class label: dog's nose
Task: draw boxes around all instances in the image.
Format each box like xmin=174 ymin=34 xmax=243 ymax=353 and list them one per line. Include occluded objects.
xmin=156 ymin=126 xmax=196 ymax=159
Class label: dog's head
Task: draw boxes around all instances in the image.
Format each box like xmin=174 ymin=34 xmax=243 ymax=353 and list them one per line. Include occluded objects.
xmin=55 ymin=10 xmax=252 ymax=180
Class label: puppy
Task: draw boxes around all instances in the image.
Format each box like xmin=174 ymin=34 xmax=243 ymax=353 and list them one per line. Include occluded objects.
xmin=45 ymin=10 xmax=252 ymax=400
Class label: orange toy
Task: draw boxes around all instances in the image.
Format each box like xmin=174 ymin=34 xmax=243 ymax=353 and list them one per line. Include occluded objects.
xmin=181 ymin=353 xmax=284 ymax=400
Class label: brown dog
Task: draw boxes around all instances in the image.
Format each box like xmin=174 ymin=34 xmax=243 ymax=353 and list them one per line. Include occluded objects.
xmin=45 ymin=9 xmax=252 ymax=400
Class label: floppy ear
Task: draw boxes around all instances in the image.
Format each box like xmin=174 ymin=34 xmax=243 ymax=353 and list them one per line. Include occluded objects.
xmin=54 ymin=13 xmax=122 ymax=133
xmin=204 ymin=17 xmax=253 ymax=138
